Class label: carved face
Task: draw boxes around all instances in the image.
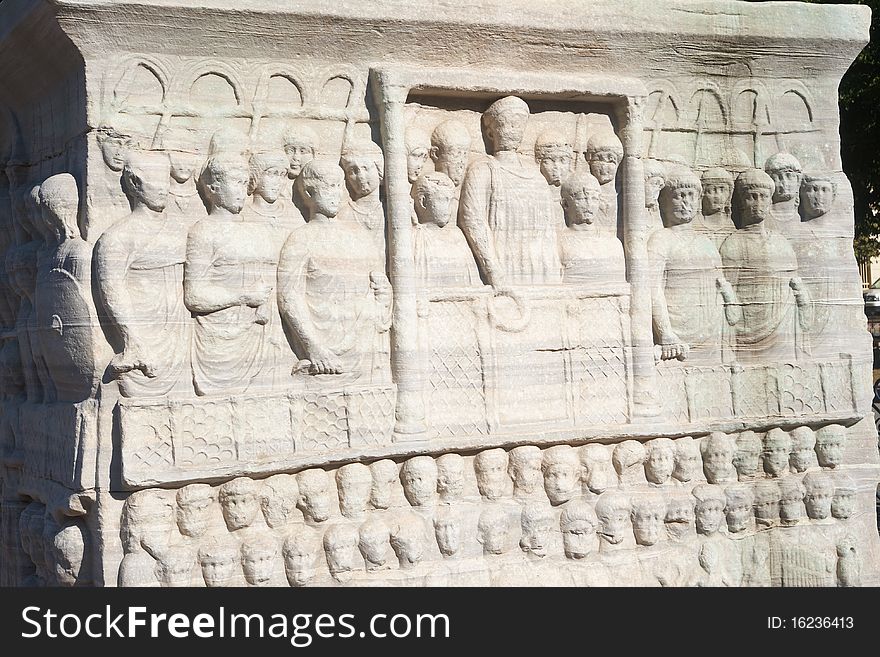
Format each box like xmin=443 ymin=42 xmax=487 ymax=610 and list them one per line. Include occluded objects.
xmin=436 ymin=458 xmax=464 ymax=502
xmin=582 ymin=447 xmax=614 ymax=494
xmin=645 ymin=175 xmax=665 ymax=208
xmin=157 ymin=558 xmax=193 ymax=587
xmin=520 ymin=510 xmax=554 ymax=557
xmin=779 ymin=495 xmax=804 ymax=525
xmin=645 ymin=446 xmax=674 ymax=485
xmin=435 ymin=146 xmax=470 ymax=186
xmin=702 ymin=182 xmax=731 ymax=215
xmin=285 ymin=144 xmax=315 ymax=178
xmin=597 ymin=507 xmax=630 ymax=545
xmin=665 ymin=499 xmax=694 ymax=540
xmin=253 ymin=165 xmax=288 ymax=204
xmin=485 ymin=113 xmax=528 ymax=154
xmin=831 ymin=491 xmax=855 ymax=520
xmin=539 ymin=152 xmax=572 ymax=187
xmin=543 ymin=461 xmax=579 ymax=506
xmin=510 ymin=454 xmax=543 ymax=499
xmin=702 ymin=445 xmax=735 ymax=484
xmin=370 ymin=461 xmax=398 ymax=510
xmin=475 ymin=453 xmax=509 ymax=501
xmin=298 ymin=482 xmax=333 ymax=523
xmin=261 ymin=485 xmax=299 ymax=529
xmin=416 ymin=188 xmax=453 ymax=228
xmin=220 ymin=490 xmax=259 ymax=531
xmin=242 ymin=548 xmax=276 ymax=587
xmin=343 ymin=156 xmax=381 ymax=200
xmin=99 ymin=135 xmax=129 ymax=172
xmin=211 ymin=168 xmax=249 ymax=214
xmin=562 ymin=519 xmax=596 ymax=559
xmin=200 ymin=551 xmax=238 ymax=587
xmin=126 ymin=161 xmax=171 ymax=213
xmin=283 ymin=541 xmax=317 ymax=587
xmin=769 ymin=168 xmax=801 ymax=203
xmin=169 ymin=151 xmax=201 ymax=184
xmin=804 ymin=486 xmax=833 ymax=520
xmin=176 ymin=495 xmax=213 ymax=538
xmin=673 ymin=442 xmax=701 ymax=483
xmin=325 ymin=535 xmax=358 ymax=580
xmin=360 ymin=532 xmax=390 ymax=568
xmin=632 ymin=505 xmax=664 ymax=546
xmin=762 ymin=442 xmax=790 ymax=478
xmin=733 ymin=440 xmax=762 ymax=479
xmin=434 ymin=519 xmax=461 ymax=557
xmin=588 ymin=150 xmax=620 ymax=185
xmin=800 ymin=180 xmax=835 ymax=219
xmin=790 ymin=446 xmax=816 ymax=473
xmin=816 ymin=433 xmax=844 ymax=468
xmin=401 ymin=462 xmax=437 ymax=507
xmin=394 ymin=532 xmax=424 ymax=567
xmin=659 ymin=186 xmax=699 ymax=227
xmin=754 ymin=490 xmax=780 ymax=525
xmin=725 ymin=499 xmax=752 ymax=534
xmin=478 ymin=522 xmax=509 ymax=555
xmin=563 ymin=188 xmax=602 ymax=226
xmin=738 ymin=187 xmax=772 ymax=226
xmin=695 ymin=500 xmax=724 ymax=535
xmin=337 ymin=469 xmax=372 ymax=519
xmin=407 ymin=147 xmax=430 ymax=184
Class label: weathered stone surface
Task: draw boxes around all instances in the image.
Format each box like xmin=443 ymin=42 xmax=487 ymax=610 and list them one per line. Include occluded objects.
xmin=0 ymin=0 xmax=876 ymax=586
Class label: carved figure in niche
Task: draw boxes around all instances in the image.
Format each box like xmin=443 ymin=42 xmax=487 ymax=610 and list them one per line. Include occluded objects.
xmin=405 ymin=127 xmax=431 ymax=185
xmin=583 ymin=131 xmax=622 ymax=234
xmin=458 ymin=96 xmax=562 ymax=286
xmin=369 ymin=459 xmax=398 ymax=510
xmin=400 ymin=456 xmax=438 ymax=508
xmin=560 ymin=500 xmax=598 ymax=559
xmin=534 ymin=129 xmax=573 ymax=193
xmin=175 ymin=483 xmax=214 ymax=540
xmin=558 ymin=170 xmax=626 ymax=286
xmin=33 ymin=173 xmax=97 ymax=402
xmin=644 ymin=159 xmax=666 ymax=232
xmin=323 ymin=523 xmax=360 ymax=583
xmin=218 ymin=477 xmax=261 ymax=533
xmin=118 ymin=491 xmax=174 ymax=587
xmin=815 ymin=425 xmax=845 ymax=469
xmin=239 ymin=538 xmax=277 ymax=587
xmin=700 ymin=432 xmax=736 ymax=484
xmin=644 ymin=438 xmax=675 ymax=486
xmin=665 ymin=493 xmax=696 ymax=542
xmin=165 ymin=133 xmax=202 ymax=222
xmin=296 ymin=469 xmax=334 ymax=523
xmin=595 ymin=491 xmax=631 ymax=548
xmin=831 ymin=475 xmax=856 ymax=520
xmin=508 ymin=445 xmax=544 ymax=500
xmin=789 ymin=426 xmax=818 ymax=473
xmin=631 ymin=493 xmax=666 ymax=547
xmin=673 ymin=436 xmax=702 ymax=484
xmin=336 ymin=463 xmax=372 ymax=519
xmin=836 ymin=536 xmax=860 ymax=587
xmin=96 ymin=152 xmax=190 ymax=398
xmin=695 ymin=167 xmax=734 ymax=248
xmin=283 ymin=525 xmax=320 ymax=587
xmin=753 ymin=481 xmax=781 ymax=528
xmin=186 ymin=152 xmax=278 ymax=395
xmin=580 ymin=443 xmax=615 ymax=495
xmin=762 ymin=428 xmax=792 ymax=478
xmin=358 ymin=517 xmax=392 ymax=572
xmin=430 ymin=119 xmax=471 ymax=218
xmin=778 ymin=478 xmax=806 ymax=526
xmin=541 ymin=445 xmax=580 ymax=506
xmin=198 ymin=539 xmax=240 ymax=587
xmin=278 ymin=160 xmax=391 ymax=381
xmin=720 ymin=168 xmax=812 ymax=363
xmin=648 ymin=166 xmax=740 ymax=364
xmin=92 ymin=126 xmax=134 ymax=240
xmin=155 ymin=546 xmax=195 ymax=587
xmin=519 ymin=502 xmax=555 ymax=558
xmin=477 ymin=506 xmax=510 ymax=556
xmin=412 ymin=172 xmax=480 ymax=287
xmin=338 ymin=140 xmax=385 ymax=234
xmin=433 ymin=508 xmax=463 ymax=558
xmin=390 ymin=514 xmax=427 ymax=570
xmin=764 ymin=152 xmax=803 ymax=234
xmin=692 ymin=483 xmax=725 ymax=536
xmin=50 ymin=520 xmax=90 ymax=586
xmin=283 ymin=123 xmax=319 ymax=181
xmin=261 ymin=474 xmax=299 ymax=530
xmin=724 ymin=484 xmax=754 ymax=534
xmin=802 ymin=472 xmax=834 ymax=521
xmin=733 ymin=430 xmax=762 ymax=481
xmin=436 ymin=453 xmax=464 ymax=504
xmin=244 ymin=149 xmax=299 ymax=230
xmin=475 ymin=448 xmax=510 ymax=502
xmin=612 ymin=440 xmax=646 ymax=487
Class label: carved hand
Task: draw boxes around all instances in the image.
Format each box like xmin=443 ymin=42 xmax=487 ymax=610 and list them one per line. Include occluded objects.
xmin=110 ymin=345 xmax=157 ymax=378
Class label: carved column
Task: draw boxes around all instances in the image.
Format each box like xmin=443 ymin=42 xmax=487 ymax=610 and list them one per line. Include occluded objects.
xmin=618 ymin=95 xmax=660 ymax=419
xmin=371 ymin=71 xmax=427 ymax=440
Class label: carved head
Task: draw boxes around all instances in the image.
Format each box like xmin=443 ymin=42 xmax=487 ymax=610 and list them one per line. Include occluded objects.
xmin=560 ymin=500 xmax=598 ymax=559
xmin=38 ymin=173 xmax=81 ymax=241
xmin=665 ymin=493 xmax=695 ymax=541
xmin=643 ymin=159 xmax=666 ymax=208
xmin=700 ymin=432 xmax=736 ymax=484
xmin=585 ymin=131 xmax=623 ymax=185
xmin=674 ymin=436 xmax=702 ymax=483
xmin=413 ymin=172 xmax=455 ymax=228
xmin=631 ymin=493 xmax=666 ymax=546
xmin=358 ymin=516 xmax=392 ymax=571
xmin=167 ymin=148 xmax=202 ymax=184
xmin=336 ymin=463 xmax=372 ymax=519
xmin=240 ymin=537 xmax=278 ymax=587
xmin=778 ymin=477 xmax=805 ymax=526
xmin=799 ymin=173 xmax=836 ymax=220
xmin=789 ymin=426 xmax=818 ymax=473
xmin=831 ymin=475 xmax=856 ymax=520
xmin=762 ymin=428 xmax=792 ymax=477
xmin=433 ymin=509 xmax=463 ymax=558
xmin=658 ymin=166 xmax=702 ymax=228
xmin=339 ymin=140 xmax=384 ymax=200
xmin=175 ymin=483 xmax=214 ymax=538
xmin=96 ymin=126 xmax=132 ymax=172
xmin=430 ymin=120 xmax=472 ymax=185
xmin=701 ymin=167 xmax=733 ymax=215
xmin=369 ymin=459 xmax=399 ymax=510
xmin=753 ymin=481 xmax=781 ymax=527
xmin=390 ymin=514 xmax=427 ymax=569
xmin=764 ymin=152 xmax=803 ymax=203
xmin=733 ymin=168 xmax=774 ymax=227
xmin=644 ymin=438 xmax=675 ymax=485
xmin=519 ymin=502 xmax=555 ymax=557
xmin=476 ymin=506 xmax=510 ymax=556
xmin=560 ymin=170 xmax=603 ymax=227
xmin=199 ymin=153 xmax=249 ymax=214
xmin=400 ymin=456 xmax=438 ymax=507
xmin=198 ymin=538 xmax=240 ymax=587
xmin=724 ymin=484 xmax=754 ymax=534
xmin=612 ymin=440 xmax=646 ymax=486
xmin=218 ymin=477 xmax=261 ymax=531
xmin=815 ymin=425 xmax=845 ymax=469
xmin=508 ymin=445 xmax=544 ymax=500
xmin=155 ymin=546 xmax=195 ymax=587
xmin=534 ymin=130 xmax=573 ymax=187
xmin=474 ymin=448 xmax=510 ymax=501
xmin=580 ymin=443 xmax=614 ymax=494
xmin=405 ymin=126 xmax=431 ymax=184
xmin=595 ymin=491 xmax=631 ymax=546
xmin=436 ymin=453 xmax=465 ymax=503
xmin=482 ymin=96 xmax=529 ymax=154
xmin=733 ymin=430 xmax=762 ymax=480
xmin=50 ymin=520 xmax=89 ymax=586
xmin=260 ymin=474 xmax=300 ymax=529
xmin=282 ymin=123 xmax=319 ymax=178
xmin=282 ymin=525 xmax=320 ymax=587
xmin=692 ymin=483 xmax=726 ymax=535
xmin=803 ymin=472 xmax=834 ymax=520
xmin=541 ymin=445 xmax=580 ymax=506
xmin=323 ymin=523 xmax=360 ymax=582
xmin=296 ymin=469 xmax=334 ymax=523
xmin=248 ymin=150 xmax=289 ymax=203
xmin=120 ymin=491 xmax=174 ymax=554
xmin=296 ymin=159 xmax=345 ymax=219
